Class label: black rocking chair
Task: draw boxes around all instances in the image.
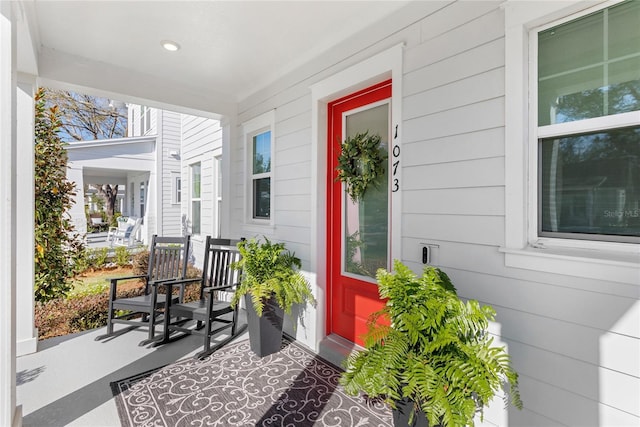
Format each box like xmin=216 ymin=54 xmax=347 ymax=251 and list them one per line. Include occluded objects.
xmin=96 ymin=234 xmax=192 ymax=345
xmin=158 ymin=236 xmax=247 ymax=358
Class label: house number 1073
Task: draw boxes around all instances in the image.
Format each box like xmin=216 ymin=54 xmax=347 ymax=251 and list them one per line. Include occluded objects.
xmin=392 ymin=125 xmax=400 ymax=192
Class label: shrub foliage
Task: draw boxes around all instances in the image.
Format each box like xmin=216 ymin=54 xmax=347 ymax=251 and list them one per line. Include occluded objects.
xmin=35 ymin=285 xmax=144 ymax=340
xmin=34 ymin=88 xmax=85 ymax=302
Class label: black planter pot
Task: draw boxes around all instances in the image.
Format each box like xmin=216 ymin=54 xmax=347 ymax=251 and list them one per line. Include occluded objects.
xmin=245 ymin=294 xmax=284 ymax=357
xmin=392 ymin=398 xmax=430 ymax=427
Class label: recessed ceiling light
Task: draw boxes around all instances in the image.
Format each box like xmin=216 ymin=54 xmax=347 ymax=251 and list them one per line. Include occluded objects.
xmin=161 ymin=40 xmax=180 ymax=52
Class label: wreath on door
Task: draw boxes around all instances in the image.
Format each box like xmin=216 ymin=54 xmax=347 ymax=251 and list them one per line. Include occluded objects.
xmin=336 ymin=131 xmax=387 ymax=202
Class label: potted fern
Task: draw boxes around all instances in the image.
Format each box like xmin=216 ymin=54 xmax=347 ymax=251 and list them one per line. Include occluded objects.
xmin=231 ymin=237 xmax=315 ymax=357
xmin=340 ymin=261 xmax=522 ymax=426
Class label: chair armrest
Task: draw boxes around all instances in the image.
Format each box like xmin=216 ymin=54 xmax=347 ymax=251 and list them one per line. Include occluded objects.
xmin=203 ymin=284 xmax=235 ymax=293
xmin=151 ymin=277 xmax=201 ymax=288
xmin=108 ymin=274 xmax=147 ymax=298
xmin=110 ymin=274 xmax=147 ymax=285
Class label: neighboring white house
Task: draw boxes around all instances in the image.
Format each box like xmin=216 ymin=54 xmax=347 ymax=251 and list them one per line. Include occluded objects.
xmin=2 ymin=1 xmax=639 ymax=426
xmin=179 ymin=113 xmax=224 ymax=266
xmin=66 ymin=105 xmax=221 ymax=262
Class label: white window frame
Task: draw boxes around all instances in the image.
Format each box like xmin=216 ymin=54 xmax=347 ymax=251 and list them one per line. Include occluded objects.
xmin=215 ymin=154 xmax=222 ymax=238
xmin=242 ymin=110 xmax=275 ymax=227
xmin=190 ymin=162 xmax=201 ymax=235
xmin=502 ymin=0 xmax=639 ymax=285
xmin=139 ymin=181 xmax=145 ymax=218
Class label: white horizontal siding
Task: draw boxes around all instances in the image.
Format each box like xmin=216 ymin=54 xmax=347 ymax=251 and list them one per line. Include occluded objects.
xmin=404 ymin=156 xmax=504 ymax=190
xmin=274 ymin=177 xmax=311 ymax=196
xmin=403 ymin=127 xmax=504 ymax=167
xmin=230 ymin=1 xmax=640 ymax=425
xmin=404 ymin=187 xmax=505 ymax=216
xmin=403 ymin=213 xmax=504 ymax=246
xmin=404 ymin=38 xmax=505 ymax=97
xmin=405 ymin=6 xmax=504 ymax=71
xmin=404 ymin=97 xmax=505 ymax=143
xmin=182 ymin=114 xmax=222 ymax=161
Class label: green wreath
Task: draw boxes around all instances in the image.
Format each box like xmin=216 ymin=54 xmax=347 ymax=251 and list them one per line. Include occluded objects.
xmin=336 ymin=131 xmax=387 ymax=202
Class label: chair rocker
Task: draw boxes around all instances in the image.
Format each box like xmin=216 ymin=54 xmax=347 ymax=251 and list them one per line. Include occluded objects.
xmin=159 ymin=236 xmax=246 ymax=358
xmin=96 ymin=234 xmax=191 ymax=345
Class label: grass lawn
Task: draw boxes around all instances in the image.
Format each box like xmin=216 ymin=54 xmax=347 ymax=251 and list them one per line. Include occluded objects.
xmin=69 ymin=266 xmax=144 ymax=298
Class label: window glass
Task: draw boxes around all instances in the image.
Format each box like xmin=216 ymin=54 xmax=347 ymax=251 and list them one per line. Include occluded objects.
xmin=539 ymin=126 xmax=640 ymax=241
xmin=253 ymin=177 xmax=270 ymax=219
xmin=192 ymin=164 xmax=201 ymax=198
xmin=191 ymin=163 xmax=201 ymax=235
xmin=191 ymin=200 xmax=201 ymax=235
xmin=130 ymin=182 xmax=134 ymax=215
xmin=343 ymin=104 xmax=389 ymax=279
xmin=538 ymin=1 xmax=640 ymax=126
xmin=139 ymin=182 xmax=145 ymax=218
xmin=176 ymin=177 xmax=181 ymax=203
xmin=215 ymin=156 xmax=222 ymax=237
xmin=253 ymin=131 xmax=271 ymax=174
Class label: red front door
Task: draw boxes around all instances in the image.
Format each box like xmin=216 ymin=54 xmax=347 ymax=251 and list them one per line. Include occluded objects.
xmin=327 ymin=80 xmax=391 ymax=346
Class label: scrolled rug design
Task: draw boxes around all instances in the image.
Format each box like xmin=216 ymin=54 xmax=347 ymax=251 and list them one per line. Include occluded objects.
xmin=111 ymin=339 xmax=391 ymax=427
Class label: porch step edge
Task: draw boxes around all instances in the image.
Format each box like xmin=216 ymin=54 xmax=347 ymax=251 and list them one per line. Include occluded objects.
xmin=317 ymin=334 xmax=362 ymax=369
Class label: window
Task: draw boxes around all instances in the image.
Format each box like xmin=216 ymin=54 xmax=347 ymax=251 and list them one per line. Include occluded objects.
xmin=172 ymin=172 xmax=181 ymax=204
xmin=243 ymin=111 xmax=274 ymax=224
xmin=215 ymin=155 xmax=222 ymax=238
xmin=502 ymin=0 xmax=639 ymax=284
xmin=140 ymin=106 xmax=151 ymax=135
xmin=536 ymin=1 xmax=639 ymax=243
xmin=130 ymin=182 xmax=134 ymax=216
xmin=139 ymin=181 xmax=145 ymax=218
xmin=190 ymin=163 xmax=201 ymax=235
xmin=251 ymin=130 xmax=271 ymax=219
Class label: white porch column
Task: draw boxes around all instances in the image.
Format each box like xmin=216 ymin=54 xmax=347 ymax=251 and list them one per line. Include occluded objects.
xmin=0 ymin=2 xmax=21 ymax=426
xmin=220 ymin=115 xmax=236 ymax=237
xmin=16 ymin=77 xmax=37 ymax=356
xmin=146 ymin=169 xmax=157 ymax=243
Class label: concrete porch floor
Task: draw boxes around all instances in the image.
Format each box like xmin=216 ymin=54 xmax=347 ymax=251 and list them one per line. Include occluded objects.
xmin=17 ymin=318 xmax=248 ymax=427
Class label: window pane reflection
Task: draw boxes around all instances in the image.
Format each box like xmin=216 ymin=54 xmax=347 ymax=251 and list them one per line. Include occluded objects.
xmin=538 ymin=1 xmax=640 ymax=126
xmin=540 ymin=126 xmax=640 ymax=240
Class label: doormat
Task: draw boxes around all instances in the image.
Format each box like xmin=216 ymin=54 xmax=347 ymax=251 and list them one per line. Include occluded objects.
xmin=111 ymin=338 xmax=391 ymax=426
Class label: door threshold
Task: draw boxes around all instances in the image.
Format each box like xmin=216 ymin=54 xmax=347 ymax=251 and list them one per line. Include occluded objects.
xmin=318 ymin=334 xmax=363 ymax=369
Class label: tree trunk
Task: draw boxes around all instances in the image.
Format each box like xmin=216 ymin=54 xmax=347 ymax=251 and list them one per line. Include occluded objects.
xmin=96 ymin=184 xmax=118 ymax=223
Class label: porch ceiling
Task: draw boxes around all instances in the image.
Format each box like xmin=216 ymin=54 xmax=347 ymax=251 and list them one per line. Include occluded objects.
xmin=82 ymin=167 xmax=136 ymax=186
xmin=17 ymin=1 xmax=410 ymax=116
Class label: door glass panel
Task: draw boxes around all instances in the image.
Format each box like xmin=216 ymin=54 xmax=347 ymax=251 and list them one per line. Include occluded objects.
xmin=343 ymin=104 xmax=389 ymax=279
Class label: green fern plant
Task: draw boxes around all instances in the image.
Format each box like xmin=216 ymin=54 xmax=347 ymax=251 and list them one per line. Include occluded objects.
xmin=230 ymin=237 xmax=315 ymax=316
xmin=340 ymin=260 xmax=522 ymax=427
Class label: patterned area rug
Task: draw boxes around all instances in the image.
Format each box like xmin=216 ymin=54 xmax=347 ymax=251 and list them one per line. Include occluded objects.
xmin=111 ymin=338 xmax=392 ymax=427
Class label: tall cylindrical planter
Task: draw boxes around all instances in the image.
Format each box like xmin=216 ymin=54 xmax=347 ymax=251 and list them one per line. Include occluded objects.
xmin=392 ymin=398 xmax=430 ymax=427
xmin=245 ymin=294 xmax=284 ymax=357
